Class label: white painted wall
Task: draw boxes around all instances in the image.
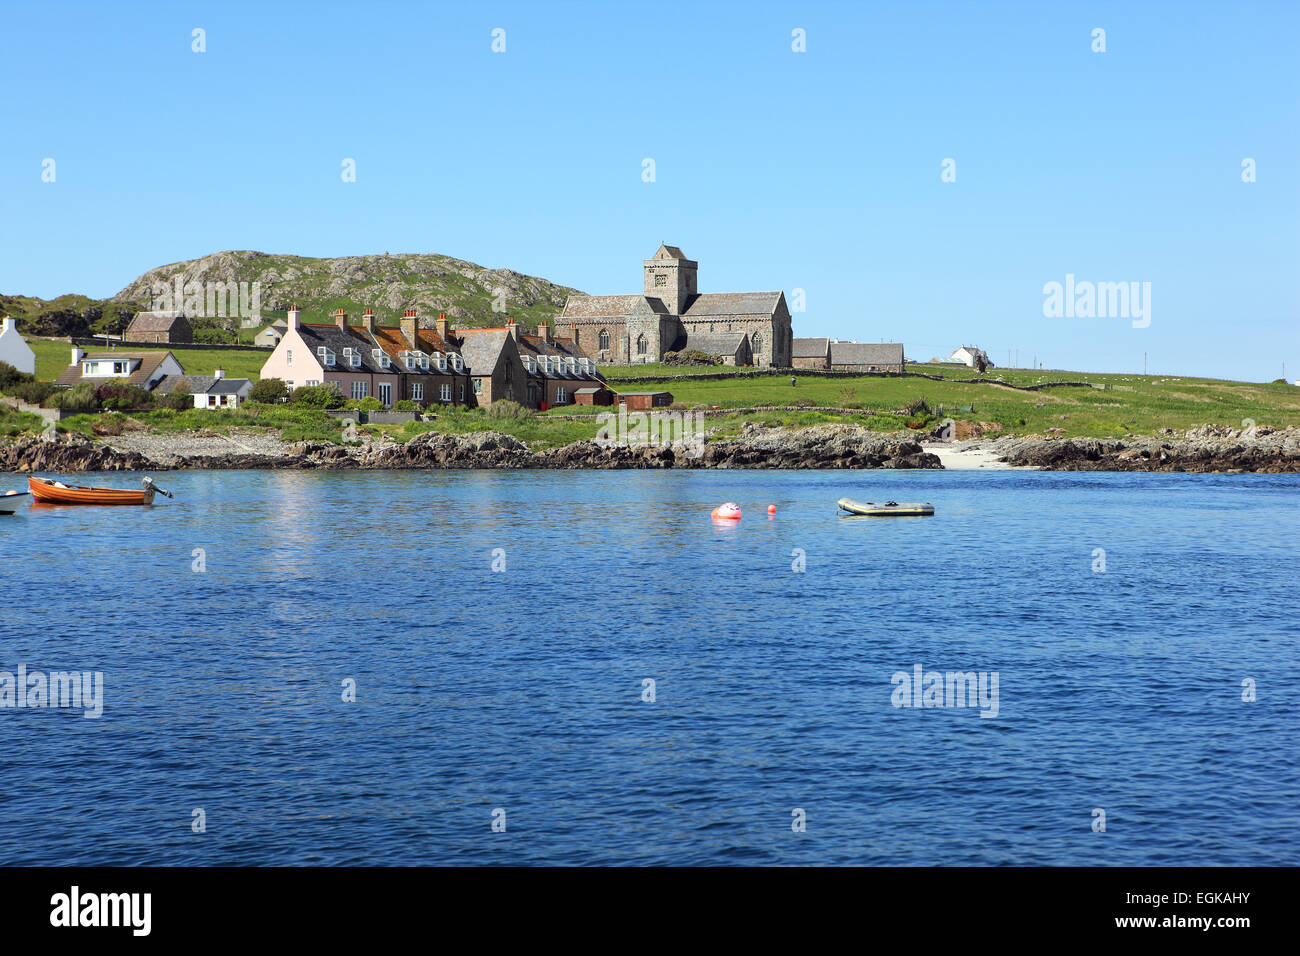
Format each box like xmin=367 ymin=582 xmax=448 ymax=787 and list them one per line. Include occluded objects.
xmin=0 ymin=318 xmax=36 ymax=375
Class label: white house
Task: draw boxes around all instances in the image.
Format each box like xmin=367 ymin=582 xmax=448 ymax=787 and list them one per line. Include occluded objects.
xmin=950 ymin=345 xmax=994 ymax=369
xmin=54 ymin=347 xmax=184 ymax=390
xmin=155 ymin=368 xmax=252 ymax=409
xmin=0 ymin=317 xmax=36 ymax=375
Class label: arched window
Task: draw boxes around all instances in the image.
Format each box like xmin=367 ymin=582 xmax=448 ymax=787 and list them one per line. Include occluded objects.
xmin=752 ymin=332 xmax=762 ymax=359
xmin=598 ymin=328 xmax=610 ymax=351
xmin=636 ymin=334 xmax=648 ymax=355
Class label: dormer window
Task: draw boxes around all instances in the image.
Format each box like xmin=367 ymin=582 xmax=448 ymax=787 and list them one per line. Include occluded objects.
xmin=434 ymin=353 xmax=447 ymax=372
xmin=372 ymin=348 xmax=390 ymax=369
xmin=450 ymin=353 xmax=463 ymax=372
xmin=343 ymin=347 xmax=361 ymax=368
xmin=318 ymin=347 xmax=336 ymax=367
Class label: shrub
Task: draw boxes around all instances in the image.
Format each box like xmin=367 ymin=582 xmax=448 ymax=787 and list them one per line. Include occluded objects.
xmin=0 ymin=361 xmax=35 ymax=392
xmin=393 ymin=399 xmax=420 ymax=411
xmin=8 ymin=380 xmax=57 ymax=405
xmin=157 ymin=390 xmax=193 ymax=411
xmin=48 ymin=382 xmax=101 ymax=412
xmin=95 ymin=382 xmax=155 ymax=411
xmin=249 ymin=378 xmax=289 ymax=404
xmin=903 ymin=396 xmax=933 ymax=417
xmin=486 ymin=400 xmax=531 ymax=419
xmin=291 ymin=384 xmax=346 ymax=408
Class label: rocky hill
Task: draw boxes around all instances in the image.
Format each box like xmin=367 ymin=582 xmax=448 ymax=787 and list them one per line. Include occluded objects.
xmin=3 ymin=250 xmax=581 ymax=340
xmin=111 ymin=250 xmax=580 ymax=328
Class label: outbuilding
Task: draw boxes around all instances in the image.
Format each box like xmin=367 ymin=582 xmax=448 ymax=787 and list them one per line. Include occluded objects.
xmin=619 ymin=391 xmax=673 ymax=410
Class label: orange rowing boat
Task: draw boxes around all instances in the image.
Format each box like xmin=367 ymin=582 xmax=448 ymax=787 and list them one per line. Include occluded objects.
xmin=28 ymin=476 xmax=172 ymax=506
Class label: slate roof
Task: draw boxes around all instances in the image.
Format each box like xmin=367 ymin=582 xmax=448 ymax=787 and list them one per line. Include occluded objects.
xmin=683 ymin=332 xmax=749 ymax=356
xmin=54 ymin=351 xmax=175 ymax=388
xmin=559 ymin=294 xmax=668 ymax=319
xmin=792 ymin=337 xmax=830 ymax=358
xmin=126 ymin=311 xmax=187 ymax=333
xmin=454 ymin=329 xmax=512 ymax=378
xmin=653 ymin=244 xmax=690 ymax=260
xmin=829 ymin=342 xmax=904 ymax=366
xmin=517 ymin=332 xmax=603 ymax=381
xmin=681 ymin=292 xmax=783 ymax=317
xmin=156 ymin=374 xmax=250 ymax=395
xmin=297 ymin=323 xmax=393 ymax=374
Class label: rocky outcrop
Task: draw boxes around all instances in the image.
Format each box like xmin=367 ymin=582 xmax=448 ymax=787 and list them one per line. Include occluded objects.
xmin=0 ymin=434 xmax=153 ymax=472
xmin=972 ymin=424 xmax=1300 ymax=473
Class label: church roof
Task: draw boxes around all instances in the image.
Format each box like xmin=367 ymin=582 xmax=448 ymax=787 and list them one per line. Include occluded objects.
xmin=684 ymin=332 xmax=749 ymax=356
xmin=559 ymin=294 xmax=667 ymax=319
xmin=792 ymin=337 xmax=829 ymax=358
xmin=653 ymin=244 xmax=689 ymax=260
xmin=829 ymin=342 xmax=904 ymax=366
xmin=682 ymin=292 xmax=783 ymax=317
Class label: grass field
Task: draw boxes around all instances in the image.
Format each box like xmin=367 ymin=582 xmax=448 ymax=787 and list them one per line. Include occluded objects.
xmin=28 ymin=338 xmax=271 ymax=382
xmin=20 ymin=339 xmax=1300 ymax=442
xmin=577 ymin=365 xmax=1300 ymax=438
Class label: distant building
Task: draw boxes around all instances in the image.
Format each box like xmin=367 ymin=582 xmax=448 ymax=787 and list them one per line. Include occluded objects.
xmin=125 ymin=311 xmax=193 ymax=344
xmin=791 ymin=337 xmax=830 ymax=370
xmin=620 ymin=391 xmax=674 ymax=410
xmin=257 ymin=321 xmax=288 ymax=347
xmin=156 ymin=369 xmax=253 ymax=409
xmin=950 ymin=345 xmax=993 ymax=369
xmin=515 ymin=323 xmax=605 ymax=409
xmin=54 ymin=348 xmax=184 ymax=391
xmin=0 ymin=317 xmax=36 ymax=375
xmin=556 ymin=244 xmax=793 ymax=367
xmin=829 ymin=341 xmax=904 ymax=373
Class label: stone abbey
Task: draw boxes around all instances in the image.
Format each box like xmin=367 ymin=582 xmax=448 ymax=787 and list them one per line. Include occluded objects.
xmin=556 ymin=244 xmax=793 ymax=367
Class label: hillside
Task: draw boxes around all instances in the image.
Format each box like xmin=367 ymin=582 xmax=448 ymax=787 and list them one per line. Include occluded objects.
xmin=3 ymin=250 xmax=581 ymax=342
xmin=111 ymin=250 xmax=580 ymax=329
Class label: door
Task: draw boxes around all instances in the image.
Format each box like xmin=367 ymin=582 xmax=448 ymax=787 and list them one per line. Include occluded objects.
xmin=378 ymin=383 xmax=392 ymax=407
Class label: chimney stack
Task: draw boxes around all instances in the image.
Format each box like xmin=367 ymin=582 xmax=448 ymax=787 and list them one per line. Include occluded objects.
xmin=436 ymin=312 xmax=449 ymax=341
xmin=506 ymin=320 xmax=519 ymax=341
xmin=362 ymin=308 xmax=376 ymax=334
xmin=537 ymin=322 xmax=549 ymax=343
xmin=214 ymin=367 xmax=225 ymax=380
xmin=1 ymin=317 xmax=14 ymax=334
xmin=333 ymin=308 xmax=348 ymax=330
xmin=71 ymin=346 xmax=85 ymax=366
xmin=287 ymin=305 xmax=301 ymax=329
xmin=400 ymin=309 xmax=419 ymax=348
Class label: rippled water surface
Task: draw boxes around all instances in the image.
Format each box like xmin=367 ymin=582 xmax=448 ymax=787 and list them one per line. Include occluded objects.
xmin=1 ymin=468 xmax=1297 ymax=865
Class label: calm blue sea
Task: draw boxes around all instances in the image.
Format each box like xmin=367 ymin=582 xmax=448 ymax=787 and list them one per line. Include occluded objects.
xmin=0 ymin=468 xmax=1297 ymax=866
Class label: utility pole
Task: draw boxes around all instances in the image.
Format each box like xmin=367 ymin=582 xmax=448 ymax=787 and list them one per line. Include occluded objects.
xmin=1143 ymin=352 xmax=1147 ymax=375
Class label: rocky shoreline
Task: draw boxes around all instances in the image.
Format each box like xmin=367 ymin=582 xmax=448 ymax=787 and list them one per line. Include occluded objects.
xmin=940 ymin=424 xmax=1300 ymax=473
xmin=1 ymin=423 xmax=1297 ymax=474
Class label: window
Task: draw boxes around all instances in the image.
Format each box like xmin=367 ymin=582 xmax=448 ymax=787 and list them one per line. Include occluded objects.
xmin=458 ymin=383 xmax=465 ymax=402
xmin=636 ymin=334 xmax=647 ymax=355
xmin=473 ymin=379 xmax=483 ymax=394
xmin=208 ymin=395 xmax=217 ymax=407
xmin=378 ymin=383 xmax=392 ymax=407
xmin=556 ymin=386 xmax=568 ymax=404
xmin=752 ymin=333 xmax=762 ymax=357
xmin=654 ymin=273 xmax=667 ymax=288
xmin=305 ymin=380 xmax=320 ymax=387
xmin=287 ymin=349 xmax=293 ymax=366
xmin=411 ymin=383 xmax=424 ymax=401
xmin=440 ymin=384 xmax=452 ymax=402
xmin=351 ymin=380 xmax=368 ymax=400
xmin=598 ymin=329 xmax=610 ymax=351
xmin=114 ymin=362 xmax=126 ymax=374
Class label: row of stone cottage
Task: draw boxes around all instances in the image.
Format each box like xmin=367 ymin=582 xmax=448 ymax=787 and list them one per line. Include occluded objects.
xmin=258 ymin=307 xmax=612 ymax=410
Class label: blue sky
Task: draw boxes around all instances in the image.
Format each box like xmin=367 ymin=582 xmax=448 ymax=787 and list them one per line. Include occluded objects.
xmin=2 ymin=0 xmax=1296 ymax=380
